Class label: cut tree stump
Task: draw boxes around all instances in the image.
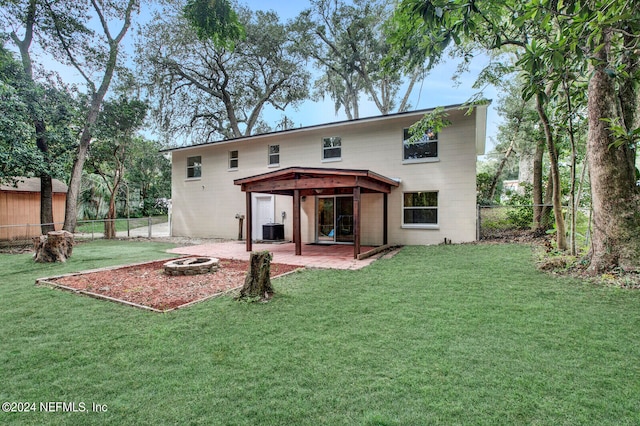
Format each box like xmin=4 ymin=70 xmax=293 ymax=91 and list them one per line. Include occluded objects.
xmin=239 ymin=250 xmax=274 ymax=301
xmin=33 ymin=230 xmax=74 ymax=263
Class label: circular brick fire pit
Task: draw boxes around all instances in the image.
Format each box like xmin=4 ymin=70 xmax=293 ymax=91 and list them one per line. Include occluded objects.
xmin=163 ymin=257 xmax=220 ymax=276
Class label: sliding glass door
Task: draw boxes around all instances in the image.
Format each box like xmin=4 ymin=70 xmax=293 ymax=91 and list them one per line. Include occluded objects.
xmin=317 ymin=196 xmax=353 ymax=243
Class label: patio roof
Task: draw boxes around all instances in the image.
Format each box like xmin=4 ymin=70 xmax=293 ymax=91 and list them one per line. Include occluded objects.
xmin=233 ymin=167 xmax=400 ymax=259
xmin=233 ymin=167 xmax=400 ymax=196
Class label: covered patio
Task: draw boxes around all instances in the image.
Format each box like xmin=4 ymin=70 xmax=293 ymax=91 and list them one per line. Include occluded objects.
xmin=167 ymin=241 xmax=399 ymax=270
xmin=233 ymin=167 xmax=400 ymax=259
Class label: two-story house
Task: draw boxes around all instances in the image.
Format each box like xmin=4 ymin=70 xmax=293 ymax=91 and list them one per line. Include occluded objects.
xmin=165 ymin=103 xmax=488 ymax=258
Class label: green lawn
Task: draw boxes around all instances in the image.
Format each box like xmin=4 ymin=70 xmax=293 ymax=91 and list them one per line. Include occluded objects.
xmin=1 ymin=241 xmax=640 ymax=425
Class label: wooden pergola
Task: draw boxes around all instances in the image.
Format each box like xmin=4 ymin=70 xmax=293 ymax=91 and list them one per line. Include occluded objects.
xmin=234 ymin=167 xmax=399 ymax=259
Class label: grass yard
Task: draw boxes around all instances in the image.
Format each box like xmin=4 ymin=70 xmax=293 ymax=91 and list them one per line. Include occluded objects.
xmin=1 ymin=241 xmax=640 ymax=425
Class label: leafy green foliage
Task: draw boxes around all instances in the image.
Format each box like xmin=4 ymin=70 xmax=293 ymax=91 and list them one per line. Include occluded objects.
xmin=504 ymin=184 xmax=534 ymax=229
xmin=0 ymin=46 xmax=38 ymax=182
xmin=476 ymin=171 xmax=498 ymax=205
xmin=406 ymin=106 xmax=451 ymax=144
xmin=183 ymin=0 xmax=245 ymax=49
xmin=0 ymin=44 xmax=77 ymax=184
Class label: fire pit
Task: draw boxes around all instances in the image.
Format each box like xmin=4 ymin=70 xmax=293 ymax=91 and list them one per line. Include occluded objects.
xmin=163 ymin=257 xmax=219 ymax=276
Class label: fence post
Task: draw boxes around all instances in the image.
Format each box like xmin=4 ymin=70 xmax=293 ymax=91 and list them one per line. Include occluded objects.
xmin=148 ymin=216 xmax=152 ymax=238
xmin=476 ymin=204 xmax=481 ymax=241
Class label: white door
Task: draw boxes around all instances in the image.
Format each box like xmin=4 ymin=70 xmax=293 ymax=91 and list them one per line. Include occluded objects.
xmin=252 ymin=194 xmax=275 ymax=241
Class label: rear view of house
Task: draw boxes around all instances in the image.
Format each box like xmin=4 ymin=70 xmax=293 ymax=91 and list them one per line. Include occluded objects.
xmin=166 ymin=103 xmax=488 ymax=257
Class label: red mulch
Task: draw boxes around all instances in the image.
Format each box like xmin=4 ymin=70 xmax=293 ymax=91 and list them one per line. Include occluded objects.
xmin=48 ymin=258 xmax=300 ymax=311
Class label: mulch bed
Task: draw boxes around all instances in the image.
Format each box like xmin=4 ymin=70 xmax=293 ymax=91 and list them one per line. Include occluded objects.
xmin=38 ymin=258 xmax=300 ymax=312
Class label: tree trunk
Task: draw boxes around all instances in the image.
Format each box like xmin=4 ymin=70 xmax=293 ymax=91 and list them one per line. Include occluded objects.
xmin=239 ymin=251 xmax=274 ymax=301
xmin=532 ymin=139 xmax=545 ymax=231
xmin=33 ymin=230 xmax=74 ymax=263
xmin=10 ymin=2 xmax=56 ymax=236
xmin=586 ymin=31 xmax=640 ymax=272
xmin=62 ymin=0 xmax=137 ymax=232
xmin=104 ymin=190 xmax=117 ymax=239
xmin=536 ymin=92 xmax=567 ymax=250
xmin=39 ymin=174 xmax=55 ymax=234
xmin=488 ymin=138 xmax=516 ymax=202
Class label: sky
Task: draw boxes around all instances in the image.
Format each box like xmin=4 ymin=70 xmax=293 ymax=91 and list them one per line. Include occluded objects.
xmin=233 ymin=0 xmax=502 ymax=153
xmin=28 ymin=0 xmax=502 ymax=154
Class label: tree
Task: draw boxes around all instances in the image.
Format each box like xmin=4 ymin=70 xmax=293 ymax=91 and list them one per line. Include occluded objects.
xmin=35 ymin=0 xmax=142 ymax=233
xmin=137 ymin=3 xmax=310 ymax=143
xmin=291 ymin=0 xmax=422 ymax=119
xmin=391 ymin=0 xmax=640 ymax=271
xmin=0 ymin=42 xmax=78 ymax=224
xmin=88 ymin=96 xmax=147 ymax=239
xmin=126 ymin=138 xmax=171 ymax=217
xmin=2 ymin=0 xmax=80 ymax=233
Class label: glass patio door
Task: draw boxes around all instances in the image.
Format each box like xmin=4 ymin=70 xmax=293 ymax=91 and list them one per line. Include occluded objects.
xmin=317 ymin=196 xmax=353 ymax=243
xmin=335 ymin=196 xmax=353 ymax=242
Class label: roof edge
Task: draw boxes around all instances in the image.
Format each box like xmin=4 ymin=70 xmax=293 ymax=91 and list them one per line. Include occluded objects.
xmin=161 ymin=102 xmax=490 ymax=154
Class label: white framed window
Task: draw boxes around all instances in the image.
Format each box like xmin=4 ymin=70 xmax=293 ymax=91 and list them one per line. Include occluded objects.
xmin=322 ymin=137 xmax=341 ymax=161
xmin=403 ymin=191 xmax=438 ymax=227
xmin=228 ymin=150 xmax=238 ymax=170
xmin=268 ymin=144 xmax=280 ymax=166
xmin=403 ymin=128 xmax=438 ymax=163
xmin=186 ymin=156 xmax=202 ymax=179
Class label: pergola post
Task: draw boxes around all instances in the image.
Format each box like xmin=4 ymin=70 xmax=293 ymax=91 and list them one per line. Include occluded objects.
xmin=353 ymin=186 xmax=361 ymax=259
xmin=245 ymin=191 xmax=252 ymax=252
xmin=383 ymin=193 xmax=388 ymax=245
xmin=234 ymin=167 xmax=399 ymax=258
xmin=293 ymin=189 xmax=301 ymax=255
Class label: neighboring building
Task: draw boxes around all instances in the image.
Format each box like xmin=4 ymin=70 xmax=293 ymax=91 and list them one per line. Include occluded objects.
xmin=165 ymin=103 xmax=489 ymax=257
xmin=0 ymin=178 xmax=67 ymax=240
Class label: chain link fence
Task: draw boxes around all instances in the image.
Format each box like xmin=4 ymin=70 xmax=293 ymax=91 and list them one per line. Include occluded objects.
xmin=0 ymin=216 xmax=169 ymax=249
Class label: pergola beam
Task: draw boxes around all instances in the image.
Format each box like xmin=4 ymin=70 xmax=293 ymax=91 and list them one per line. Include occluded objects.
xmin=234 ymin=167 xmax=399 ymax=257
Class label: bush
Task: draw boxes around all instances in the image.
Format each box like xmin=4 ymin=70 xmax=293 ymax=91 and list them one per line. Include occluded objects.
xmin=505 ymin=184 xmax=533 ymax=229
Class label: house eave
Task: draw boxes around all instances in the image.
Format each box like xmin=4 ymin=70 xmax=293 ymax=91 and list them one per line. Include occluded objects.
xmin=161 ymin=102 xmax=490 ymax=154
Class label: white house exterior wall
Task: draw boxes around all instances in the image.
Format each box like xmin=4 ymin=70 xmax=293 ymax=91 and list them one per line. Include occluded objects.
xmin=170 ymin=106 xmax=485 ymax=245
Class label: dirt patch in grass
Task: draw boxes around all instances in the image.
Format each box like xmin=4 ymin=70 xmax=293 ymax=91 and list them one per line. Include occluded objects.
xmin=41 ymin=258 xmax=300 ymax=311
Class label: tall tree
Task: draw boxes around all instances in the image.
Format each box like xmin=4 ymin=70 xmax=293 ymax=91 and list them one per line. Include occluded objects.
xmin=88 ymin=96 xmax=147 ymax=239
xmin=292 ymin=0 xmax=422 ymax=119
xmin=0 ymin=41 xmax=78 ymax=221
xmin=137 ymin=3 xmax=309 ymax=143
xmin=3 ymin=0 xmax=65 ymax=233
xmin=34 ymin=0 xmax=141 ymax=233
xmin=391 ymin=0 xmax=640 ymax=271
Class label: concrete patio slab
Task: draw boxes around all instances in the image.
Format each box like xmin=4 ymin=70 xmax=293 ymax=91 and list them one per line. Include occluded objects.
xmin=167 ymin=241 xmax=384 ymax=270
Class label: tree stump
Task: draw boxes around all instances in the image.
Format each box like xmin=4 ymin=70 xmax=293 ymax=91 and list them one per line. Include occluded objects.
xmin=239 ymin=250 xmax=274 ymax=301
xmin=33 ymin=230 xmax=74 ymax=263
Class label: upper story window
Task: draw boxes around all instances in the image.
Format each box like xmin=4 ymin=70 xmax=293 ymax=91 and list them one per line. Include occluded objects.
xmin=403 ymin=191 xmax=438 ymax=227
xmin=229 ymin=150 xmax=238 ymax=170
xmin=186 ymin=156 xmax=202 ymax=178
xmin=268 ymin=145 xmax=280 ymax=166
xmin=322 ymin=137 xmax=341 ymax=161
xmin=403 ymin=128 xmax=438 ymax=163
